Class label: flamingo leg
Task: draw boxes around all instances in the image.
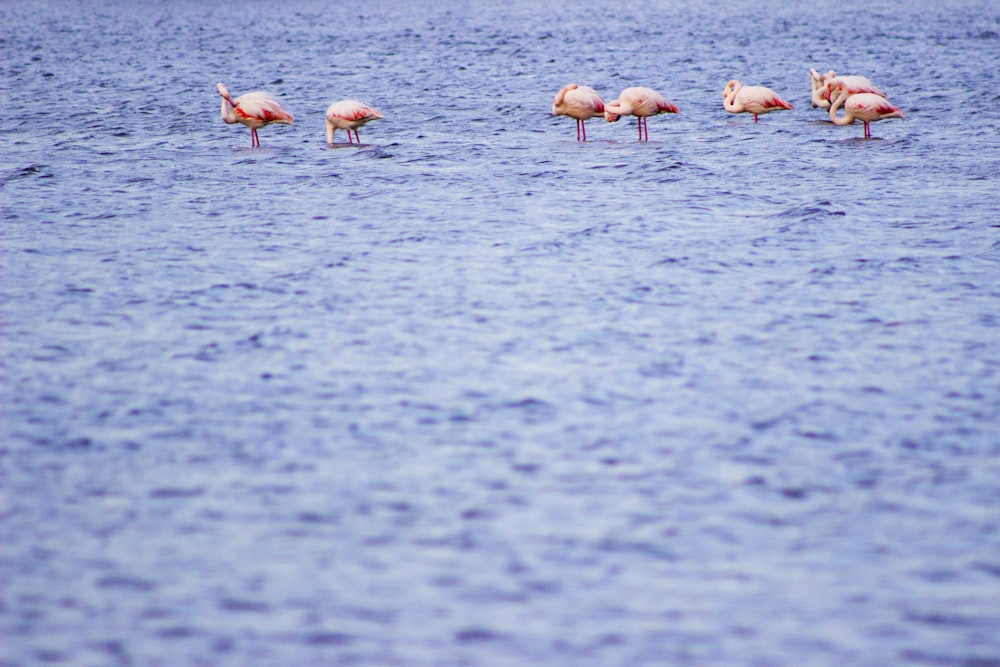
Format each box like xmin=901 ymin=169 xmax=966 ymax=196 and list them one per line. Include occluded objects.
xmin=864 ymin=121 xmax=871 ymax=139
xmin=580 ymin=119 xmax=587 ymax=142
xmin=251 ymin=128 xmax=259 ymax=147
xmin=754 ymin=114 xmax=759 ymax=123
xmin=353 ymin=130 xmax=360 ymax=143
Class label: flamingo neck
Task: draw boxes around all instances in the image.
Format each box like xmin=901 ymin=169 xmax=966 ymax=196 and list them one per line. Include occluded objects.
xmin=828 ymin=88 xmax=853 ymax=126
xmin=723 ymin=82 xmax=741 ymax=111
xmin=221 ymin=96 xmax=237 ymax=123
xmin=724 ymin=91 xmax=739 ymax=111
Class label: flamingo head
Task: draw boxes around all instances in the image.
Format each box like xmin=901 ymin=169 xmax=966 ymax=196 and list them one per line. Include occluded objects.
xmin=216 ymin=82 xmax=233 ymax=102
xmin=822 ymin=79 xmax=842 ymax=102
xmin=723 ymin=80 xmax=740 ymax=98
xmin=604 ymin=99 xmax=626 ymax=122
xmin=828 ymin=82 xmax=849 ymax=103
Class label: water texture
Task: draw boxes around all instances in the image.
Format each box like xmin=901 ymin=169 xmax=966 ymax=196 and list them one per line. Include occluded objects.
xmin=2 ymin=0 xmax=1000 ymax=664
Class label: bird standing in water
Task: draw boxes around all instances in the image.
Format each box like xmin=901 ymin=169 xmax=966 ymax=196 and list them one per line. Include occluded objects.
xmin=723 ymin=80 xmax=794 ymax=123
xmin=325 ymin=100 xmax=383 ymax=144
xmin=552 ymin=83 xmax=606 ymax=141
xmin=828 ymin=83 xmax=904 ymax=138
xmin=604 ymin=86 xmax=679 ymax=141
xmin=217 ymin=82 xmax=294 ymax=147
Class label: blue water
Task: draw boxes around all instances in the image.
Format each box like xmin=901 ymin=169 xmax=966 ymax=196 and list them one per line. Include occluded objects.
xmin=2 ymin=0 xmax=1000 ymax=664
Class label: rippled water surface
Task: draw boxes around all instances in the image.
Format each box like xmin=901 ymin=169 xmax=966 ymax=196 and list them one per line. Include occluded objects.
xmin=3 ymin=0 xmax=1000 ymax=664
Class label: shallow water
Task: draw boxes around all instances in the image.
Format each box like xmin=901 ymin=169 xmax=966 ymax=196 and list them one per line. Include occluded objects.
xmin=2 ymin=0 xmax=1000 ymax=665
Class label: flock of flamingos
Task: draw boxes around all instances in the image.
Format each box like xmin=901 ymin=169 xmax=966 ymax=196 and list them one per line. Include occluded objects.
xmin=216 ymin=68 xmax=904 ymax=148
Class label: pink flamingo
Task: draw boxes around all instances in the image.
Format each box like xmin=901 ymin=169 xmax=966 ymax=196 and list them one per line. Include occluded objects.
xmin=809 ymin=69 xmax=887 ymax=109
xmin=723 ymin=80 xmax=794 ymax=123
xmin=216 ymin=82 xmax=293 ymax=147
xmin=604 ymin=86 xmax=679 ymax=141
xmin=552 ymin=83 xmax=606 ymax=141
xmin=809 ymin=68 xmax=838 ymax=108
xmin=822 ymin=76 xmax=887 ymax=106
xmin=325 ymin=100 xmax=383 ymax=144
xmin=828 ymin=83 xmax=905 ymax=138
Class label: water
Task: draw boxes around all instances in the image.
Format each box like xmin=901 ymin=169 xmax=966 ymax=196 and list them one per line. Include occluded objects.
xmin=2 ymin=0 xmax=1000 ymax=664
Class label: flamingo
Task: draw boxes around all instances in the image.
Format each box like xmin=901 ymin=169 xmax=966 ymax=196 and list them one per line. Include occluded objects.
xmin=325 ymin=100 xmax=383 ymax=144
xmin=723 ymin=80 xmax=794 ymax=123
xmin=603 ymin=86 xmax=679 ymax=141
xmin=810 ymin=69 xmax=886 ymax=109
xmin=828 ymin=83 xmax=905 ymax=138
xmin=822 ymin=76 xmax=887 ymax=106
xmin=216 ymin=82 xmax=293 ymax=147
xmin=552 ymin=83 xmax=606 ymax=141
xmin=809 ymin=68 xmax=837 ymax=108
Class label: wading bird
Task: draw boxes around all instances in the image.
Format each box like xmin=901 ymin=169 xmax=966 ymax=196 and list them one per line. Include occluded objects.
xmin=552 ymin=84 xmax=606 ymax=141
xmin=828 ymin=83 xmax=905 ymax=138
xmin=810 ymin=69 xmax=887 ymax=109
xmin=723 ymin=80 xmax=794 ymax=123
xmin=604 ymin=86 xmax=679 ymax=141
xmin=216 ymin=82 xmax=293 ymax=148
xmin=325 ymin=100 xmax=383 ymax=144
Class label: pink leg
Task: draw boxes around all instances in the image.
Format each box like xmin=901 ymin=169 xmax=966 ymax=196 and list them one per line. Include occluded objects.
xmin=754 ymin=114 xmax=759 ymax=123
xmin=354 ymin=130 xmax=361 ymax=143
xmin=251 ymin=128 xmax=259 ymax=147
xmin=580 ymin=119 xmax=587 ymax=141
xmin=864 ymin=122 xmax=871 ymax=139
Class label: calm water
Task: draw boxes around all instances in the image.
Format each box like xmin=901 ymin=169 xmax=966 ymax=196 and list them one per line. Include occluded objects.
xmin=2 ymin=0 xmax=1000 ymax=664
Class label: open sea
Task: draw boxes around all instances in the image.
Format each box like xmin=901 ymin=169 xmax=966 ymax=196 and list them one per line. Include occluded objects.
xmin=2 ymin=0 xmax=1000 ymax=664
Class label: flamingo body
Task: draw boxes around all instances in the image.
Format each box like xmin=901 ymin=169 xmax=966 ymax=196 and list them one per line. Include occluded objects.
xmin=552 ymin=83 xmax=606 ymax=141
xmin=604 ymin=86 xmax=679 ymax=141
xmin=829 ymin=85 xmax=905 ymax=138
xmin=325 ymin=100 xmax=383 ymax=144
xmin=217 ymin=82 xmax=293 ymax=147
xmin=723 ymin=80 xmax=794 ymax=123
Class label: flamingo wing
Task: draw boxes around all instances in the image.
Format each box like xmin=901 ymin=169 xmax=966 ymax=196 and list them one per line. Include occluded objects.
xmin=620 ymin=87 xmax=679 ymax=116
xmin=739 ymin=86 xmax=793 ymax=113
xmin=568 ymin=86 xmax=605 ymax=116
xmin=326 ymin=100 xmax=383 ymax=127
xmin=553 ymin=84 xmax=604 ymax=119
xmin=234 ymin=92 xmax=294 ymax=125
xmin=849 ymin=94 xmax=904 ymax=120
